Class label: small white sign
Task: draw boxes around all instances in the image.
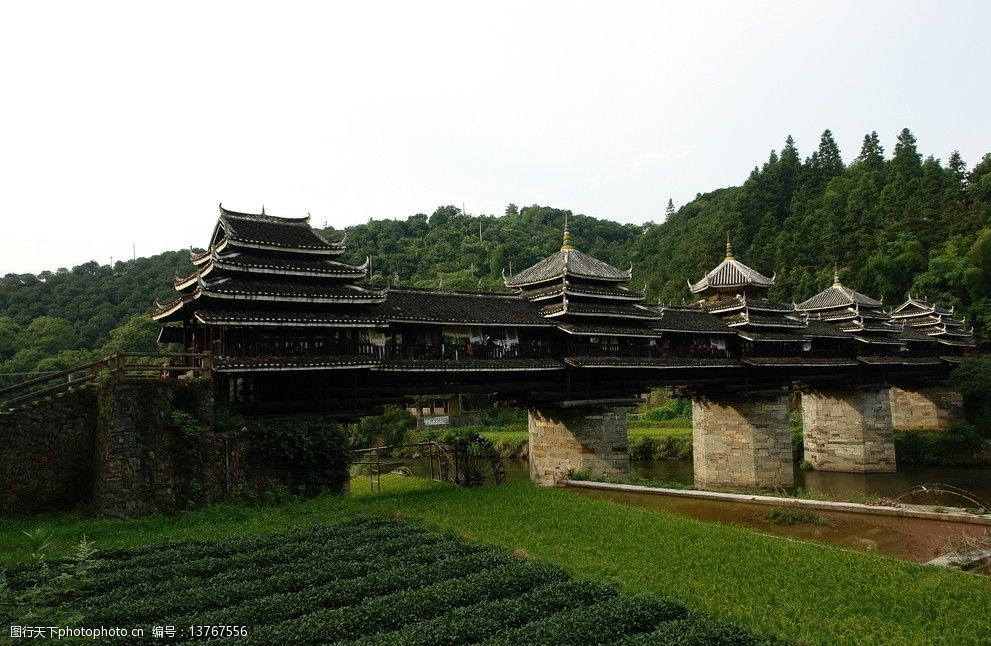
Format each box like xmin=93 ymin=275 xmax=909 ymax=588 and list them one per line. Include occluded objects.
xmin=423 ymin=415 xmax=450 ymax=427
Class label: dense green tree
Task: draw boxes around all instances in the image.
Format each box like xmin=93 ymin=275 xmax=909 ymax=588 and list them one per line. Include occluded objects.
xmin=100 ymin=314 xmax=162 ymax=353
xmin=854 ymin=131 xmax=885 ymax=170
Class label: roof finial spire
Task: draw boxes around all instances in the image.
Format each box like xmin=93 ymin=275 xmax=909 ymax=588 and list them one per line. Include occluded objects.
xmin=725 ymin=232 xmax=734 ymax=259
xmin=561 ymin=214 xmax=574 ymax=251
xmin=261 ymin=204 xmax=266 ymax=216
xmin=832 ymin=263 xmax=841 ymax=286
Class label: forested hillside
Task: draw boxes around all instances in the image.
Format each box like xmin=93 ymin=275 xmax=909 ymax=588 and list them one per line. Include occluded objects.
xmin=2 ymin=128 xmax=989 ymax=379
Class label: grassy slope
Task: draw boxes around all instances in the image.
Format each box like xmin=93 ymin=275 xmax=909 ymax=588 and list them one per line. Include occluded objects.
xmin=3 ymin=479 xmax=990 ymax=644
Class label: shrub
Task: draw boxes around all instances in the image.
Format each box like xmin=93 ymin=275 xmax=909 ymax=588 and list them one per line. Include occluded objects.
xmin=350 ymin=405 xmax=416 ymax=449
xmin=245 ymin=419 xmax=350 ymax=495
xmin=894 ymin=422 xmax=985 ymax=465
xmin=763 ymin=508 xmax=830 ymax=527
xmin=641 ymin=397 xmax=692 ymax=422
xmin=952 ymin=357 xmax=991 ymax=435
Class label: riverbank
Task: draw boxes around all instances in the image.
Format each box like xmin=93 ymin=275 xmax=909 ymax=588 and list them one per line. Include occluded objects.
xmin=564 ymin=479 xmax=991 ymax=566
xmin=3 ymin=478 xmax=990 ymax=644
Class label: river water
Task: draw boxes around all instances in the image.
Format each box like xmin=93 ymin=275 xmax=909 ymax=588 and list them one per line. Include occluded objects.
xmin=414 ymin=458 xmax=991 ymax=505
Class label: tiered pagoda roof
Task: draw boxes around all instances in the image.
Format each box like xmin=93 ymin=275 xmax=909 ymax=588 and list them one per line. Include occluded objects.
xmin=154 ymin=205 xmax=386 ymax=323
xmin=891 ymin=297 xmax=976 ymax=348
xmin=690 ymin=242 xmax=812 ymax=351
xmin=796 ymin=271 xmax=904 ymax=348
xmin=689 ymin=239 xmax=775 ymax=298
xmin=505 ymin=226 xmax=661 ymax=336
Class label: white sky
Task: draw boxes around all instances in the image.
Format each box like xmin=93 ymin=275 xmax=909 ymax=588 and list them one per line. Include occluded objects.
xmin=2 ymin=1 xmax=989 ymax=274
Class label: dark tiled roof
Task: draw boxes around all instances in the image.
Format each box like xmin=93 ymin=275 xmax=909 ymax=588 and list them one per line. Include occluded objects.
xmin=892 ymin=297 xmax=953 ymax=316
xmin=737 ymin=331 xmax=809 ymax=342
xmin=214 ymin=355 xmax=379 ymax=371
xmin=557 ymin=322 xmax=663 ymax=337
xmin=850 ymin=335 xmax=904 ymax=346
xmin=899 ymin=326 xmax=938 ymax=343
xmin=940 ymin=355 xmax=965 ymax=364
xmin=726 ymin=313 xmax=806 ymax=328
xmin=857 ymin=356 xmax=942 ymax=366
xmin=523 ymin=283 xmax=644 ymax=301
xmin=937 ymin=337 xmax=977 ymax=347
xmin=690 ymin=254 xmax=774 ymax=294
xmin=649 ymin=307 xmax=736 ymax=334
xmin=505 ymin=248 xmax=631 ymax=287
xmin=376 ymin=358 xmax=564 ymax=372
xmin=803 ymin=320 xmax=852 ymax=339
xmin=539 ymin=302 xmax=662 ymax=320
xmin=213 ymin=250 xmax=367 ymax=278
xmin=202 ymin=277 xmax=387 ymax=303
xmin=195 ymin=310 xmax=387 ymax=327
xmin=564 ymin=357 xmax=742 ymax=369
xmin=797 ymin=283 xmax=882 ymax=310
xmin=374 ymin=288 xmax=553 ymax=327
xmin=743 ymin=357 xmax=859 ymax=367
xmin=219 ymin=206 xmax=344 ymax=252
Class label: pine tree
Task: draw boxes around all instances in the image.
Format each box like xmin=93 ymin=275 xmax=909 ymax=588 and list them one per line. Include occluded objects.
xmin=816 ymin=129 xmax=844 ymax=178
xmin=948 ymin=151 xmax=967 ymax=186
xmin=505 ymin=203 xmax=519 ymax=217
xmin=892 ymin=128 xmax=922 ymax=178
xmin=854 ymin=131 xmax=884 ymax=170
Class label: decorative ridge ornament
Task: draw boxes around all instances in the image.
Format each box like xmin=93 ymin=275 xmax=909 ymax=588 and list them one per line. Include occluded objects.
xmin=561 ymin=214 xmax=574 ymax=251
xmin=726 ymin=232 xmax=734 ymax=259
xmin=832 ymin=263 xmax=841 ymax=287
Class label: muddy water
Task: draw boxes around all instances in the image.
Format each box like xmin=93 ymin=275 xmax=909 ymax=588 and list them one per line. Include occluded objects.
xmin=409 ymin=458 xmax=991 ymax=505
xmin=568 ymin=486 xmax=989 ymax=563
xmin=630 ymin=460 xmax=991 ymax=506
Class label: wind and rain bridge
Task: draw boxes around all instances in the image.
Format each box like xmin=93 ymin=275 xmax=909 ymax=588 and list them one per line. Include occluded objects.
xmin=153 ymin=206 xmax=973 ymax=489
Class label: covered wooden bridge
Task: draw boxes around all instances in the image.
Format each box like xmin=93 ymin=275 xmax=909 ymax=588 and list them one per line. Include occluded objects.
xmin=151 ymin=206 xmax=975 ymax=489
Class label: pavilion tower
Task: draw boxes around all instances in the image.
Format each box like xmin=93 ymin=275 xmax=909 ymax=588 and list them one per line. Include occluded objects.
xmin=690 ymin=238 xmax=808 ymax=353
xmin=154 ymin=205 xmax=386 ymax=356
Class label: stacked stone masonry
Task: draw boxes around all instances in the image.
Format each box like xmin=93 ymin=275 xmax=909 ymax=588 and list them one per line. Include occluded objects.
xmin=528 ymin=407 xmax=630 ymax=485
xmin=692 ymin=394 xmax=793 ymax=490
xmin=801 ymin=388 xmax=896 ymax=473
xmin=889 ymin=386 xmax=962 ymax=431
xmin=0 ymin=388 xmax=98 ymax=514
xmin=1 ymin=379 xmax=280 ymax=518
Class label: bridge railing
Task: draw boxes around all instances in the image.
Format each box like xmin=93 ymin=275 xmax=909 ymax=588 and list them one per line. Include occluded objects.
xmin=566 ymin=342 xmax=725 ymax=359
xmin=383 ymin=343 xmax=552 ymax=361
xmin=0 ymin=352 xmax=210 ymax=412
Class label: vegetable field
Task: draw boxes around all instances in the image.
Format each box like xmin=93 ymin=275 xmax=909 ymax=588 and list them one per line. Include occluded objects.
xmin=3 ymin=516 xmax=764 ymax=645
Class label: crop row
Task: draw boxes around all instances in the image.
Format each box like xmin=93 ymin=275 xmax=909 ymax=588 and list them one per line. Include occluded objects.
xmin=616 ymin=614 xmax=768 ymax=646
xmin=175 ymin=548 xmax=515 ymax=635
xmin=80 ymin=538 xmax=491 ymax=626
xmin=229 ymin=560 xmax=569 ymax=645
xmin=97 ymin=516 xmax=397 ymax=565
xmin=479 ymin=595 xmax=688 ymax=645
xmin=78 ymin=530 xmax=458 ymax=609
xmin=3 ymin=517 xmax=412 ymax=593
xmin=79 ymin=521 xmax=428 ymax=594
xmin=341 ymin=579 xmax=619 ymax=646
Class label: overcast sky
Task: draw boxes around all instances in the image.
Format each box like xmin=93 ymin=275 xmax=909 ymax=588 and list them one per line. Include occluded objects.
xmin=2 ymin=1 xmax=989 ymax=274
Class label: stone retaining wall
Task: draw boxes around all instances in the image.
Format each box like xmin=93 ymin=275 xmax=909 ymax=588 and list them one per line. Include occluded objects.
xmin=1 ymin=379 xmax=281 ymax=518
xmin=0 ymin=388 xmax=99 ymax=514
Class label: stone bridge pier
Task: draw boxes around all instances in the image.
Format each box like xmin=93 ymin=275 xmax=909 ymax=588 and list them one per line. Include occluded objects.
xmin=692 ymin=393 xmax=793 ymax=490
xmin=527 ymin=407 xmax=630 ymax=485
xmin=889 ymin=386 xmax=962 ymax=431
xmin=800 ymin=388 xmax=895 ymax=473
